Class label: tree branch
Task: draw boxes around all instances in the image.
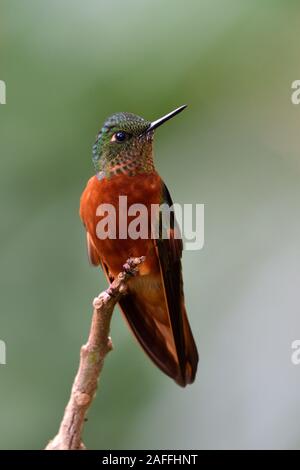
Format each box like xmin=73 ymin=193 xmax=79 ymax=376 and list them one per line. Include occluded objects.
xmin=45 ymin=256 xmax=145 ymax=450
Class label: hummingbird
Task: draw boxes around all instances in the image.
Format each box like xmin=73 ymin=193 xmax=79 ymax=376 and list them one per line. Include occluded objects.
xmin=80 ymin=105 xmax=198 ymax=386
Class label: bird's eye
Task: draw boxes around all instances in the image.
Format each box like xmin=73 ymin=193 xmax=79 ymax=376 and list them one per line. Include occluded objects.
xmin=111 ymin=131 xmax=130 ymax=143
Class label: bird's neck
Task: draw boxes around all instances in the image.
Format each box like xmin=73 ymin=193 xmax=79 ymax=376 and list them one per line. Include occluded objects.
xmin=97 ymin=146 xmax=155 ymax=180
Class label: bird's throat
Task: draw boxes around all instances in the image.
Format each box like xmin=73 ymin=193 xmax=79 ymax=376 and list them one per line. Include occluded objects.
xmin=97 ymin=151 xmax=155 ymax=180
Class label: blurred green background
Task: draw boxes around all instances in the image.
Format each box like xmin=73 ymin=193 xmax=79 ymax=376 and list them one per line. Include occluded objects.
xmin=1 ymin=0 xmax=300 ymax=450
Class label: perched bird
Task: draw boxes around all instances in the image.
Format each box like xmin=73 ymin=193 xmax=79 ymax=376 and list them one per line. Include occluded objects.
xmin=80 ymin=105 xmax=198 ymax=386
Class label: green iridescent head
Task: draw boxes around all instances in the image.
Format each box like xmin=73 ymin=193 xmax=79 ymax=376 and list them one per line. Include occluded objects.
xmin=92 ymin=105 xmax=187 ymax=178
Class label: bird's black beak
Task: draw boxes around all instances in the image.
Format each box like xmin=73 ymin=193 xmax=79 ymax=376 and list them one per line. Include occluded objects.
xmin=144 ymin=104 xmax=187 ymax=134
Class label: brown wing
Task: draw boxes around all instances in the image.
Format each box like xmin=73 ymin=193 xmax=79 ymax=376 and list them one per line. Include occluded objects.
xmin=115 ymin=184 xmax=198 ymax=386
xmin=86 ymin=232 xmax=101 ymax=266
xmin=118 ymin=291 xmax=185 ymax=384
xmin=152 ymin=183 xmax=198 ymax=385
xmin=117 ymin=246 xmax=198 ymax=385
